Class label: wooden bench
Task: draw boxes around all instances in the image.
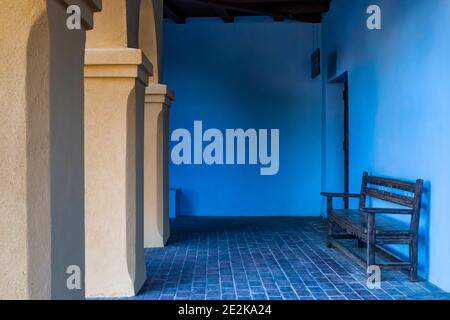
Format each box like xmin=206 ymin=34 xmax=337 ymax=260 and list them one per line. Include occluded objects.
xmin=321 ymin=172 xmax=423 ymax=281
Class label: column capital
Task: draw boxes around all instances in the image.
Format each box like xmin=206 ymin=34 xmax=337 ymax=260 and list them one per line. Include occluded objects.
xmin=61 ymin=0 xmax=102 ymax=30
xmin=145 ymin=83 xmax=174 ymax=106
xmin=85 ymin=48 xmax=153 ymax=86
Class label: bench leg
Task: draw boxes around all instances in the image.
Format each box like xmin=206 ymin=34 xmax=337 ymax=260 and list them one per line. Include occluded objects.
xmin=366 ymin=241 xmax=375 ymax=267
xmin=326 ymin=219 xmax=333 ymax=248
xmin=357 ymin=239 xmax=366 ymax=248
xmin=366 ymin=214 xmax=376 ymax=267
xmin=409 ymin=238 xmax=419 ymax=282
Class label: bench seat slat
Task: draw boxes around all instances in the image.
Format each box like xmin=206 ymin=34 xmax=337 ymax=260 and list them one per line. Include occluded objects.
xmin=329 ymin=209 xmax=411 ymax=236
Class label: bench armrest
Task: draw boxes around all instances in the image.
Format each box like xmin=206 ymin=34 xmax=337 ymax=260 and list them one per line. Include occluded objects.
xmin=361 ymin=208 xmax=414 ymax=215
xmin=320 ymin=192 xmax=360 ymax=199
xmin=321 ymin=193 xmax=360 ymax=212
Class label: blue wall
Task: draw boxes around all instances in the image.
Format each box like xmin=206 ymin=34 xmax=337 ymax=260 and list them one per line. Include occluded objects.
xmin=322 ymin=0 xmax=450 ymax=291
xmin=165 ymin=17 xmax=323 ymax=217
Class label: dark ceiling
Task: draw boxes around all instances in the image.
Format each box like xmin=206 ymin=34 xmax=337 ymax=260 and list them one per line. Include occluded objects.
xmin=163 ymin=0 xmax=332 ymax=24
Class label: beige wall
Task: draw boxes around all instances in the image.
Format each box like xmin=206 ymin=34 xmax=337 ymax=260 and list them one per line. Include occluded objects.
xmin=86 ymin=0 xmax=128 ymax=48
xmin=0 ymin=0 xmax=50 ymax=300
xmin=0 ymin=0 xmax=99 ymax=300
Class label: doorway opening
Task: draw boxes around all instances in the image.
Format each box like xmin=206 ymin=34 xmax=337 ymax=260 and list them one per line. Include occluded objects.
xmin=326 ymin=71 xmax=349 ymax=209
xmin=343 ymin=80 xmax=349 ymax=209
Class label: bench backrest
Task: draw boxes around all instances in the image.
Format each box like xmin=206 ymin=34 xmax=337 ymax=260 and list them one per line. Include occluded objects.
xmin=359 ymin=172 xmax=424 ymax=231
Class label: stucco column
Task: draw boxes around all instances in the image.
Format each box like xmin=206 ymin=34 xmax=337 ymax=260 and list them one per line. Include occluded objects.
xmin=0 ymin=0 xmax=101 ymax=300
xmin=84 ymin=48 xmax=152 ymax=298
xmin=144 ymin=84 xmax=174 ymax=248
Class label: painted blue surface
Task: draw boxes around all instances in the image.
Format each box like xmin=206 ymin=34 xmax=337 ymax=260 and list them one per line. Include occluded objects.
xmin=165 ymin=17 xmax=322 ymax=217
xmin=322 ymin=0 xmax=450 ymax=291
xmin=169 ymin=188 xmax=179 ymax=218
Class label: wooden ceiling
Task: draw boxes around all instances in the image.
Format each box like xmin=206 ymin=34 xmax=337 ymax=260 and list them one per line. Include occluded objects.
xmin=164 ymin=0 xmax=332 ymax=24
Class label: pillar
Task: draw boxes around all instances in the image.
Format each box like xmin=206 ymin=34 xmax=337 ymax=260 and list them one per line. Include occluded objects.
xmin=139 ymin=0 xmax=173 ymax=248
xmin=0 ymin=0 xmax=101 ymax=299
xmin=84 ymin=0 xmax=152 ymax=298
xmin=144 ymin=84 xmax=174 ymax=248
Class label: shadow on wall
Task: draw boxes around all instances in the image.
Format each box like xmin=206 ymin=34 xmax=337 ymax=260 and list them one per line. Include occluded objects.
xmin=379 ymin=180 xmax=431 ymax=280
xmin=169 ymin=188 xmax=180 ymax=218
xmin=327 ymin=50 xmax=337 ymax=80
xmin=418 ymin=181 xmax=431 ymax=280
xmin=168 ymin=188 xmax=195 ymax=218
xmin=27 ymin=11 xmax=51 ymax=299
xmin=178 ymin=190 xmax=192 ymax=217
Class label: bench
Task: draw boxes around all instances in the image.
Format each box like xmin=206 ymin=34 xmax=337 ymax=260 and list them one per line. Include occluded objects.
xmin=321 ymin=172 xmax=423 ymax=281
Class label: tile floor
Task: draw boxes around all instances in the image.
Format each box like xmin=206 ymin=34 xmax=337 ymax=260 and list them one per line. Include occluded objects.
xmin=132 ymin=217 xmax=449 ymax=300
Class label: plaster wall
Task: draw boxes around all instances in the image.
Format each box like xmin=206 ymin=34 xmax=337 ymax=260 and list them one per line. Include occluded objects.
xmin=0 ymin=0 xmax=98 ymax=299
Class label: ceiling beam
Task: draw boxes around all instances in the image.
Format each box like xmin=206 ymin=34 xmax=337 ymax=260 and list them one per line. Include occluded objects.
xmin=279 ymin=2 xmax=330 ymax=15
xmin=184 ymin=0 xmax=287 ymax=22
xmin=273 ymin=16 xmax=285 ymax=22
xmin=215 ymin=7 xmax=235 ymax=23
xmin=182 ymin=0 xmax=327 ymax=23
xmin=164 ymin=0 xmax=186 ymax=24
xmin=224 ymin=1 xmax=330 ymax=13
